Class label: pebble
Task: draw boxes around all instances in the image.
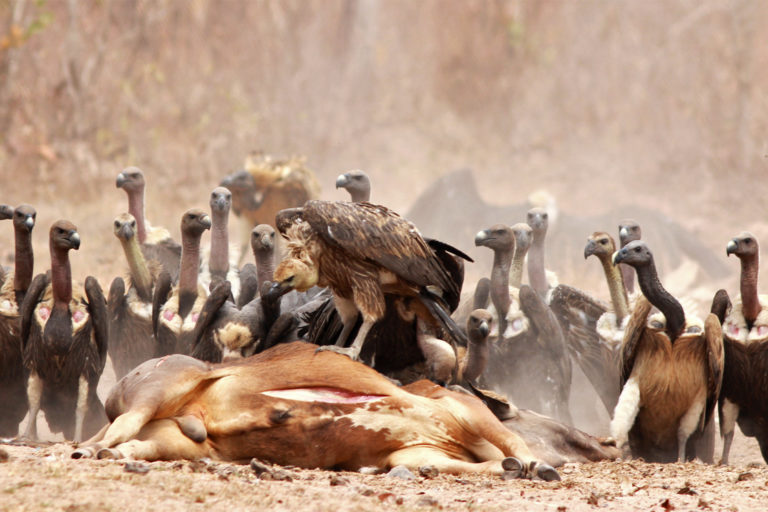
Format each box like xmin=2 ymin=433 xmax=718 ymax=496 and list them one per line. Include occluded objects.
xmin=387 ymin=465 xmax=416 ymax=481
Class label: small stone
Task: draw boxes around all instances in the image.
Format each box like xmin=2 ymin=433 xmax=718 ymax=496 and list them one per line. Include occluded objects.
xmin=661 ymin=498 xmax=675 ymax=511
xmin=359 ymin=488 xmax=375 ymax=497
xmin=270 ymin=470 xmax=293 ymax=482
xmin=698 ymin=497 xmax=711 ymax=509
xmin=329 ymin=475 xmax=349 ymax=486
xmin=678 ymin=483 xmax=698 ymax=495
xmin=419 ymin=465 xmax=439 ymax=479
xmin=0 ymin=448 xmax=9 ymax=463
xmin=416 ymin=496 xmax=439 ymax=507
xmin=188 ymin=460 xmax=208 ymax=473
xmin=737 ymin=472 xmax=754 ymax=482
xmin=586 ymin=492 xmax=599 ymax=506
xmin=387 ymin=465 xmax=416 ymax=481
xmin=124 ymin=462 xmax=150 ymax=474
xmin=557 ymin=507 xmax=567 ymax=512
xmin=250 ymin=459 xmax=271 ymax=476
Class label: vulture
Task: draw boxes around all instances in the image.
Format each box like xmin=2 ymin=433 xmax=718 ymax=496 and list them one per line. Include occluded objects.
xmin=0 ymin=205 xmax=35 ymax=436
xmin=474 ymin=223 xmax=573 ymax=424
xmin=152 ymin=209 xmax=211 ymax=355
xmin=618 ymin=220 xmax=641 ymax=295
xmin=20 ymin=220 xmax=108 ymax=442
xmin=549 ymin=232 xmax=628 ymax=414
xmin=718 ymin=232 xmax=768 ymax=464
xmin=526 ymin=208 xmax=557 ymax=301
xmin=610 ymin=240 xmax=723 ymax=462
xmin=270 ymin=200 xmax=470 ymax=364
xmin=336 ymin=169 xmax=371 ymax=202
xmin=199 ymin=187 xmax=240 ymax=301
xmin=251 ymin=224 xmax=277 ymax=293
xmin=116 ymin=167 xmax=182 ymax=281
xmin=107 ymin=213 xmax=161 ymax=379
xmin=220 ymin=152 xmax=321 ymax=261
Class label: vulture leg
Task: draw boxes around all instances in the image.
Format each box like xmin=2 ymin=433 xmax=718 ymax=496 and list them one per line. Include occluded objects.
xmin=719 ymin=398 xmax=739 ymax=464
xmin=332 ymin=295 xmax=359 ymax=348
xmin=610 ymin=374 xmax=641 ymax=452
xmin=317 ymin=317 xmax=374 ymax=362
xmin=676 ymin=393 xmax=706 ymax=462
xmin=74 ymin=375 xmax=89 ymax=443
xmin=21 ymin=372 xmax=43 ymax=441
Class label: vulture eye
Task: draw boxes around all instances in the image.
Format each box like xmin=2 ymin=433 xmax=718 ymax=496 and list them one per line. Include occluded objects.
xmin=599 ymin=238 xmax=608 ymax=245
xmin=542 ymin=213 xmax=548 ymax=218
xmin=130 ymin=220 xmax=136 ymax=227
xmin=634 ymin=247 xmax=641 ymax=253
xmin=114 ymin=220 xmax=121 ymax=228
xmin=745 ymin=238 xmax=753 ymax=244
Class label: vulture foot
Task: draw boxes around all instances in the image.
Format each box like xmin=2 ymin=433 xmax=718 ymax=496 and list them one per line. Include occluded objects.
xmin=314 ymin=344 xmax=361 ymax=361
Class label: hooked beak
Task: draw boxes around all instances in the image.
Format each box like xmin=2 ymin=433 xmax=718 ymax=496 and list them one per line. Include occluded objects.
xmin=611 ymin=250 xmax=622 ymax=266
xmin=726 ymin=240 xmax=737 ymax=256
xmin=211 ymin=196 xmax=229 ymax=212
xmin=24 ymin=216 xmax=34 ymax=230
xmin=335 ymin=173 xmax=350 ymax=189
xmin=619 ymin=226 xmax=628 ymax=240
xmin=584 ymin=240 xmax=597 ymax=259
xmin=201 ymin=215 xmax=212 ymax=230
xmin=118 ymin=223 xmax=134 ymax=240
xmin=478 ymin=320 xmax=489 ymax=338
xmin=474 ymin=230 xmax=490 ymax=246
xmin=261 ymin=234 xmax=274 ymax=250
xmin=70 ymin=231 xmax=81 ymax=250
xmin=264 ymin=280 xmax=293 ymax=301
xmin=116 ymin=172 xmax=126 ymax=188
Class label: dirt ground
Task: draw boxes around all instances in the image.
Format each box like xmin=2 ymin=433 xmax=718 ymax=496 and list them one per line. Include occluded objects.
xmin=0 ymin=429 xmax=765 ymax=512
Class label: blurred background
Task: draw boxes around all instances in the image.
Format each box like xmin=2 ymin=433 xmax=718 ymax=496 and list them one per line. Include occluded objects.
xmin=1 ymin=0 xmax=767 ymax=296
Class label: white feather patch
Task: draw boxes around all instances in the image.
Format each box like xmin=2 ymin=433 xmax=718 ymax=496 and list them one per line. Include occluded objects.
xmin=610 ymin=374 xmax=641 ymax=445
xmin=724 ymin=294 xmax=768 ymax=344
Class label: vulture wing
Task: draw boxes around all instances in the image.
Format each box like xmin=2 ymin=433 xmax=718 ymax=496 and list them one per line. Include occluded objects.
xmin=151 ymin=270 xmax=173 ymax=339
xmin=710 ymin=289 xmax=731 ymax=325
xmin=703 ymin=313 xmax=724 ymax=430
xmin=519 ymin=285 xmax=567 ymax=358
xmin=190 ymin=280 xmax=232 ymax=355
xmin=619 ymin=295 xmax=652 ymax=387
xmin=85 ymin=276 xmax=109 ymax=364
xmin=237 ymin=263 xmax=259 ymax=308
xmin=20 ymin=272 xmax=49 ymax=349
xmin=302 ymin=200 xmax=457 ymax=296
xmin=108 ymin=276 xmax=126 ymax=319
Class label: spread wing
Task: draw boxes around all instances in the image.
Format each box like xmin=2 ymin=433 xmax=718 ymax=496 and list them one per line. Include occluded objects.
xmin=85 ymin=276 xmax=109 ymax=364
xmin=620 ymin=295 xmax=652 ymax=387
xmin=302 ymin=200 xmax=457 ymax=296
xmin=703 ymin=313 xmax=724 ymax=430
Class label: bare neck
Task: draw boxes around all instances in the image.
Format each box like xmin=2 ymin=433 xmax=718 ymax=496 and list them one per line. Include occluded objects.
xmin=127 ymin=188 xmax=148 ymax=243
xmin=740 ymin=253 xmax=760 ymax=327
xmin=121 ymin=236 xmax=153 ymax=301
xmin=620 ymin=263 xmax=635 ymax=294
xmin=254 ymin=249 xmax=275 ymax=290
xmin=599 ymin=255 xmax=629 ymax=324
xmin=350 ymin=189 xmax=370 ymax=203
xmin=528 ymin=233 xmax=548 ymax=298
xmin=635 ymin=258 xmax=685 ymax=340
xmin=510 ymin=245 xmax=527 ymax=289
xmin=179 ymin=234 xmax=201 ymax=296
xmin=50 ymin=247 xmax=72 ymax=307
xmin=209 ymin=210 xmax=230 ymax=279
xmin=13 ymin=227 xmax=33 ymax=295
xmin=490 ymin=249 xmax=512 ymax=319
xmin=463 ymin=335 xmax=489 ymax=382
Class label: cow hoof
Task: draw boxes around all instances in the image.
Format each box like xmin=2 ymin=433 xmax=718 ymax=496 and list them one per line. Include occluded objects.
xmin=96 ymin=448 xmax=122 ymax=460
xmin=71 ymin=447 xmax=95 ymax=459
xmin=501 ymin=457 xmax=523 ymax=478
xmin=536 ymin=463 xmax=561 ymax=482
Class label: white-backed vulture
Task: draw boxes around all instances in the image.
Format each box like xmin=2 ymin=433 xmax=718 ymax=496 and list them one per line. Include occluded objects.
xmin=270 ymin=200 xmax=470 ymax=363
xmin=20 ymin=221 xmax=108 ymax=442
xmin=199 ymin=187 xmax=241 ymax=301
xmin=116 ymin=167 xmax=182 ymax=281
xmin=618 ymin=220 xmax=641 ymax=295
xmin=610 ymin=240 xmax=723 ymax=462
xmin=718 ymin=232 xmax=768 ymax=464
xmin=0 ymin=205 xmax=35 ymax=436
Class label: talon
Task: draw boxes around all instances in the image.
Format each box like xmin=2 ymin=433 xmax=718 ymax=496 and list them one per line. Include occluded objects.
xmin=536 ymin=463 xmax=561 ymax=481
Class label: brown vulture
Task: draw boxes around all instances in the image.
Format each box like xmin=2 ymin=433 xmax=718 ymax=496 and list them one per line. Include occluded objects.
xmin=270 ymin=200 xmax=471 ymax=363
xmin=610 ymin=240 xmax=723 ymax=463
xmin=20 ymin=220 xmax=108 ymax=442
xmin=116 ymin=167 xmax=182 ymax=281
xmin=336 ymin=170 xmax=371 ymax=202
xmin=0 ymin=205 xmax=35 ymax=436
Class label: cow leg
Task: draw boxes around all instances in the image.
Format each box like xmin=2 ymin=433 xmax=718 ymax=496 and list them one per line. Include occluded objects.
xmin=72 ymin=408 xmax=156 ymax=458
xmin=20 ymin=372 xmax=43 ymax=441
xmin=104 ymin=419 xmax=211 ymax=461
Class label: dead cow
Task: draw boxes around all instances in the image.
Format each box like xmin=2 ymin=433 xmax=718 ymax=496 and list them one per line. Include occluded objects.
xmin=72 ymin=342 xmax=559 ymax=480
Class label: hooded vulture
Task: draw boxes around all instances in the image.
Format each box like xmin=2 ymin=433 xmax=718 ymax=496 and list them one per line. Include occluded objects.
xmin=270 ymin=200 xmax=470 ymax=363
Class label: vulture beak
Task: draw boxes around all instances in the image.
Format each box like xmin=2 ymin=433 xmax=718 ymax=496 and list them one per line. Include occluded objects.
xmin=619 ymin=226 xmax=629 ymax=240
xmin=611 ymin=250 xmax=623 ymax=266
xmin=70 ymin=231 xmax=81 ymax=250
xmin=116 ymin=172 xmax=126 ymax=188
xmin=584 ymin=240 xmax=597 ymax=259
xmin=24 ymin=216 xmax=34 ymax=230
xmin=119 ymin=222 xmax=134 ymax=240
xmin=211 ymin=195 xmax=229 ymax=212
xmin=201 ymin=215 xmax=212 ymax=230
xmin=474 ymin=230 xmax=490 ymax=246
xmin=726 ymin=240 xmax=738 ymax=256
xmin=265 ymin=280 xmax=294 ymax=300
xmin=478 ymin=320 xmax=490 ymax=338
xmin=261 ymin=234 xmax=274 ymax=249
xmin=335 ymin=173 xmax=350 ymax=189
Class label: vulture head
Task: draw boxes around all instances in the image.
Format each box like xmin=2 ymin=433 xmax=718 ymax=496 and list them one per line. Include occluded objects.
xmin=0 ymin=204 xmax=13 ymax=220
xmin=220 ymin=170 xmax=261 ymax=213
xmin=584 ymin=232 xmax=617 ymax=260
xmin=251 ymin=224 xmax=276 ymax=255
xmin=618 ymin=220 xmax=641 ymax=248
xmin=116 ymin=167 xmax=145 ymax=194
xmin=210 ymin=187 xmax=232 ymax=215
xmin=474 ymin=224 xmax=513 ymax=252
xmin=269 ymin=257 xmax=319 ymax=297
xmin=336 ymin=170 xmax=371 ymax=202
xmin=526 ymin=207 xmax=548 ymax=235
xmin=13 ymin=205 xmax=36 ymax=233
xmin=510 ymin=223 xmax=532 ymax=253
xmin=467 ymin=308 xmax=493 ymax=342
xmin=612 ymin=240 xmax=652 ymax=268
xmin=181 ymin=209 xmax=212 ymax=239
xmin=113 ymin=213 xmax=137 ymax=241
xmin=50 ymin=220 xmax=80 ymax=253
xmin=726 ymin=232 xmax=759 ymax=260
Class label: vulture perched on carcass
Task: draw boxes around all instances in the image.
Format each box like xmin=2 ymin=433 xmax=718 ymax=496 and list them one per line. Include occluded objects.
xmin=610 ymin=240 xmax=723 ymax=463
xmin=0 ymin=205 xmax=35 ymax=436
xmin=20 ymin=220 xmax=108 ymax=442
xmin=269 ymin=200 xmax=471 ymax=367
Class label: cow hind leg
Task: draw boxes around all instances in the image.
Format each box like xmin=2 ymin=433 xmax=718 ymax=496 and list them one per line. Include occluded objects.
xmin=72 ymin=408 xmax=156 ymax=459
xmin=99 ymin=419 xmax=211 ymax=461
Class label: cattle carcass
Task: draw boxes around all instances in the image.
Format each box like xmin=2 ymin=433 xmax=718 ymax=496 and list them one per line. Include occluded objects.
xmin=72 ymin=342 xmax=559 ymax=480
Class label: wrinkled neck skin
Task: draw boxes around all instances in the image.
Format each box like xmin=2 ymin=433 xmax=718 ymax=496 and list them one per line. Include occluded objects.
xmin=14 ymin=226 xmax=33 ymax=295
xmin=350 ymin=189 xmax=370 ymax=203
xmin=490 ymin=249 xmax=512 ymax=319
xmin=620 ymin=263 xmax=635 ymax=295
xmin=600 ymin=256 xmax=629 ymax=324
xmin=50 ymin=247 xmax=72 ymax=308
xmin=635 ymin=258 xmax=684 ymax=340
xmin=463 ymin=336 xmax=489 ymax=382
xmin=209 ymin=210 xmax=230 ymax=279
xmin=528 ymin=234 xmax=548 ymax=298
xmin=122 ymin=236 xmax=153 ymax=301
xmin=127 ymin=188 xmax=148 ymax=244
xmin=179 ymin=234 xmax=201 ymax=297
xmin=509 ymin=246 xmax=527 ymax=289
xmin=739 ymin=253 xmax=760 ymax=327
xmin=255 ymin=249 xmax=276 ymax=289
